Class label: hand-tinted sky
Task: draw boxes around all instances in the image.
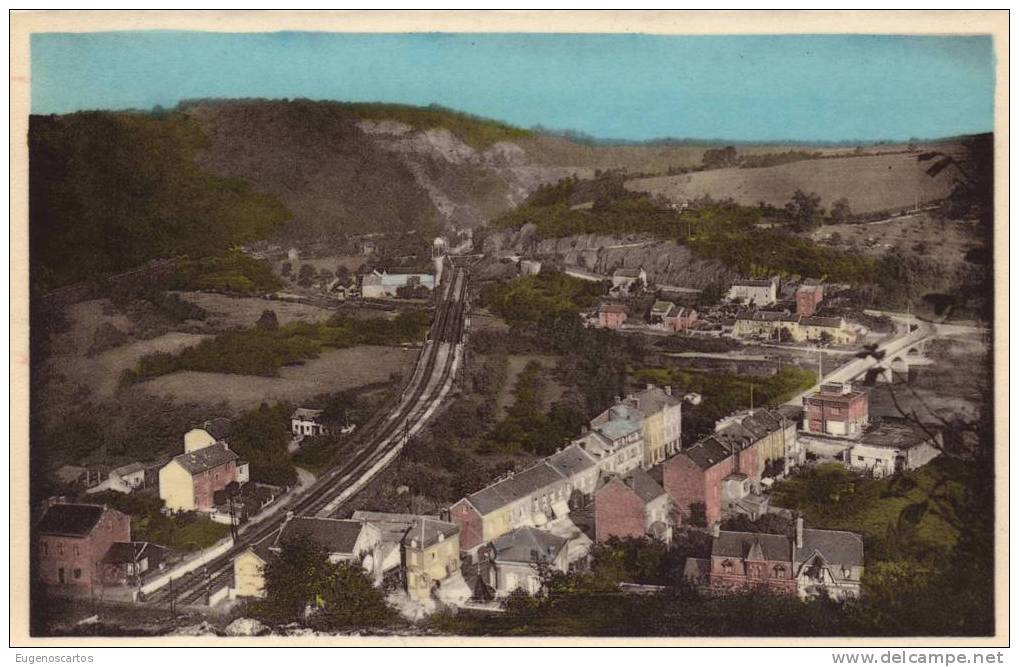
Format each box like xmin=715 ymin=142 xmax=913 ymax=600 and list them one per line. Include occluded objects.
xmin=31 ymin=32 xmax=994 ymax=142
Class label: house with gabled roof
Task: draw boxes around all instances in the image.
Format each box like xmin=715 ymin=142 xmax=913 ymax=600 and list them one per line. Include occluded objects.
xmin=545 ymin=443 xmax=600 ymax=499
xmin=594 ymin=469 xmax=673 ymax=544
xmin=34 ymin=503 xmax=131 ymax=588
xmin=691 ymin=518 xmax=864 ymax=600
xmin=159 ymin=441 xmax=247 ymax=512
xmin=586 ymin=403 xmax=645 ymax=475
xmin=622 ymin=384 xmax=683 ymax=467
xmin=233 ymin=514 xmax=386 ymax=599
xmin=350 ymin=511 xmax=463 ymax=602
xmin=449 ymin=461 xmax=569 ymax=553
xmin=486 ymin=526 xmax=570 ymax=597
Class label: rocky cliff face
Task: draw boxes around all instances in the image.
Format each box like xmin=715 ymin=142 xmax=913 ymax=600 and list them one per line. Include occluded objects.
xmin=184 ymin=100 xmax=582 ymax=238
xmin=484 ymin=227 xmax=737 ymax=291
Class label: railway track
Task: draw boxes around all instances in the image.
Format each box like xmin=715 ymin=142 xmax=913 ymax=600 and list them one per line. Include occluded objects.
xmin=144 ymin=264 xmax=470 ymax=607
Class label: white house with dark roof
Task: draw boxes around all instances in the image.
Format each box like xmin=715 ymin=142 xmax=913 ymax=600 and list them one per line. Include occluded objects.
xmin=291 ymin=407 xmax=329 ymax=437
xmin=486 ymin=526 xmax=570 ymax=596
xmin=727 ymin=277 xmax=778 ymax=306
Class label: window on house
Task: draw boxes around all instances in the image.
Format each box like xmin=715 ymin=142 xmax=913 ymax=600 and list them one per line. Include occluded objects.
xmin=73 ymin=546 xmax=80 ymax=557
xmin=57 ymin=544 xmax=63 ymax=555
xmin=73 ymin=568 xmax=82 ymax=579
xmin=722 ymin=560 xmax=733 ymax=573
xmin=774 ymin=565 xmax=786 ymax=578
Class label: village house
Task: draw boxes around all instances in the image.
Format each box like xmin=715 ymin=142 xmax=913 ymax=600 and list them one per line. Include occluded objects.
xmin=663 ymin=408 xmax=797 ymax=526
xmin=350 ymin=511 xmax=463 ymax=603
xmin=100 ymin=541 xmax=166 ymax=585
xmin=796 ymin=283 xmax=825 ymax=316
xmin=802 ymin=383 xmax=870 ymax=437
xmin=291 ymin=407 xmax=329 ymax=437
xmin=232 ymin=515 xmax=385 ymax=598
xmin=594 ymin=469 xmax=673 ymax=544
xmin=686 ymin=518 xmax=864 ymax=600
xmin=402 ymin=517 xmax=464 ymax=603
xmin=159 ymin=442 xmax=248 ymax=512
xmin=621 ymin=385 xmax=683 ymax=467
xmin=727 ymin=277 xmax=778 ymax=306
xmin=733 ymin=311 xmax=857 ymax=345
xmin=649 ymin=300 xmax=675 ymax=325
xmin=544 ymin=443 xmax=601 ymax=502
xmin=183 ymin=418 xmax=233 ymax=452
xmin=648 ymin=299 xmax=699 ymax=333
xmin=732 ymin=310 xmax=801 ymax=340
xmin=611 ymin=267 xmax=648 ymax=295
xmin=803 ymin=416 xmax=943 ymax=478
xmin=585 ymin=404 xmax=646 ymax=475
xmin=664 ymin=305 xmax=699 ymax=332
xmin=449 ymin=461 xmax=571 ymax=554
xmin=597 ymin=302 xmax=628 ymax=329
xmin=34 ymin=503 xmax=131 ymax=588
xmin=360 ymin=270 xmax=436 ymax=299
xmin=485 ymin=526 xmax=570 ymax=597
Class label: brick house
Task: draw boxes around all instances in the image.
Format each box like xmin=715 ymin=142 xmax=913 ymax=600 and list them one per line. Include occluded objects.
xmin=795 ymin=284 xmax=824 ymax=316
xmin=35 ymin=503 xmax=131 ymax=587
xmin=663 ymin=437 xmax=740 ymax=526
xmin=159 ymin=442 xmax=247 ymax=512
xmin=594 ymin=469 xmax=673 ymax=544
xmin=802 ymin=383 xmax=869 ymax=437
xmin=687 ymin=518 xmax=864 ymax=600
xmin=663 ymin=408 xmax=797 ymax=526
xmin=597 ymin=303 xmax=628 ymax=329
xmin=663 ymin=306 xmax=698 ymax=332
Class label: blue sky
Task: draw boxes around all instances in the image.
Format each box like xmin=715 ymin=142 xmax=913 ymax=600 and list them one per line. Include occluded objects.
xmin=31 ymin=32 xmax=995 ymax=142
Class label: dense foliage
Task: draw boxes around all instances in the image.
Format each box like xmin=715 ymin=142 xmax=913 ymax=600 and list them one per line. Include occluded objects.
xmin=125 ymin=310 xmax=431 ymax=381
xmin=230 ymin=403 xmax=297 ymax=487
xmin=252 ymin=535 xmax=396 ymax=630
xmin=479 ymin=272 xmax=605 ymax=325
xmin=492 ymin=177 xmax=879 ymax=284
xmin=170 ymin=251 xmax=282 ymax=294
xmin=632 ymin=366 xmax=816 ymax=439
xmin=487 ymin=360 xmax=587 ymax=456
xmin=29 ymin=111 xmax=290 ymax=291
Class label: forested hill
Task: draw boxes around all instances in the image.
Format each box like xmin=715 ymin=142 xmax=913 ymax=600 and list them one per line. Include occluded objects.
xmin=29 ymin=100 xmax=583 ymax=290
xmin=29 ymin=111 xmax=291 ymax=291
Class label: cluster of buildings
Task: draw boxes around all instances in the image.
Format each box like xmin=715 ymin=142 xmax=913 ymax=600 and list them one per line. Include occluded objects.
xmin=36 ymin=373 xmax=945 ymax=610
xmin=360 ymin=270 xmax=437 ymax=299
xmin=222 ymin=382 xmax=932 ymax=607
xmin=233 ymin=511 xmax=468 ymax=606
xmin=589 ymin=272 xmax=854 ymax=348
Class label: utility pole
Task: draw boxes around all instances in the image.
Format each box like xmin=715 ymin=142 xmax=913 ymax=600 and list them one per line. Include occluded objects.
xmin=749 ymin=381 xmax=754 ymax=413
xmin=818 ymin=348 xmax=823 ymax=384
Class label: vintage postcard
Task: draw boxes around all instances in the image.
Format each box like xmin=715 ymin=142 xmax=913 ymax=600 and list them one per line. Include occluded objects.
xmin=9 ymin=10 xmax=1009 ymax=651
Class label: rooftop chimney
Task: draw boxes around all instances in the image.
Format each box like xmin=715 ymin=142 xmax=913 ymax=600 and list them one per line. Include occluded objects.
xmin=711 ymin=522 xmax=720 ymax=538
xmin=664 ymin=385 xmax=672 ymax=396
